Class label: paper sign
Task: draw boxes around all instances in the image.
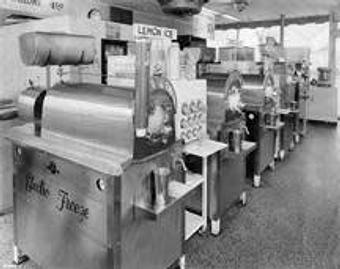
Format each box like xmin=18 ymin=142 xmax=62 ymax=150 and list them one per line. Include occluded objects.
xmin=1 ymin=0 xmax=66 ymax=16
xmin=133 ymin=23 xmax=177 ymax=40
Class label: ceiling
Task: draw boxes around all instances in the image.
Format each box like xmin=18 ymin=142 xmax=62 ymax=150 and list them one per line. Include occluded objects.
xmin=105 ymin=0 xmax=340 ymax=28
xmin=206 ymin=0 xmax=340 ymax=25
xmin=0 ymin=0 xmax=339 ymax=26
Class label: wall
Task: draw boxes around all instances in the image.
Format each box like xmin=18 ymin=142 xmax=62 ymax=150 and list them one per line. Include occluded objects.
xmin=215 ymin=23 xmax=340 ymax=117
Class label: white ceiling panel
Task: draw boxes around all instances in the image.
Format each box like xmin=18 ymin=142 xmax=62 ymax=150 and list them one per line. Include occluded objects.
xmin=206 ymin=0 xmax=340 ymax=24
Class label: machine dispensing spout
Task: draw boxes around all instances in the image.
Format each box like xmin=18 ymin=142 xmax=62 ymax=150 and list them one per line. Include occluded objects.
xmin=173 ymin=157 xmax=188 ymax=173
xmin=135 ymin=40 xmax=151 ymax=138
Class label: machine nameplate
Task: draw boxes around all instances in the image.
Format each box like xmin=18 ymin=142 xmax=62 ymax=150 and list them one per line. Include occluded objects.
xmin=57 ymin=189 xmax=89 ymax=222
xmin=25 ymin=173 xmax=50 ymax=199
xmin=24 ymin=171 xmax=90 ymax=222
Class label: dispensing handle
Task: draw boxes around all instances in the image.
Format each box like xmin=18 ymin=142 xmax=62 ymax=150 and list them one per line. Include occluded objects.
xmin=240 ymin=123 xmax=249 ymax=136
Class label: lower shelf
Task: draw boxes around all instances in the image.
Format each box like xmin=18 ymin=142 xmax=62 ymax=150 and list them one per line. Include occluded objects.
xmin=185 ymin=210 xmax=204 ymax=240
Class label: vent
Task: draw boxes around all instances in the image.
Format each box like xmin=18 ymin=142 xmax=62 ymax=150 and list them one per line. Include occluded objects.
xmin=157 ymin=0 xmax=209 ymax=16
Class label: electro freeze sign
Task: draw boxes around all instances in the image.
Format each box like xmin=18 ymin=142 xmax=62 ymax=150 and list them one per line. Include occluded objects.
xmin=1 ymin=0 xmax=65 ymax=16
xmin=134 ymin=23 xmax=177 ymax=40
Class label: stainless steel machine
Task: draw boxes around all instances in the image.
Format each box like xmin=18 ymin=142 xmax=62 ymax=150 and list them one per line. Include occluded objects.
xmin=241 ymin=72 xmax=278 ymax=187
xmin=188 ymin=67 xmax=256 ymax=235
xmin=275 ymin=62 xmax=299 ymax=154
xmin=7 ymin=32 xmax=198 ymax=269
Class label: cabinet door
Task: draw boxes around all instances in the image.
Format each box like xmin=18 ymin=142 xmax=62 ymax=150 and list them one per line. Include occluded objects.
xmin=308 ymin=86 xmax=337 ymax=123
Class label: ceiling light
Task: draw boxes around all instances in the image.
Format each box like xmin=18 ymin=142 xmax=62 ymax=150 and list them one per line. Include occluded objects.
xmin=157 ymin=0 xmax=209 ymax=16
xmin=202 ymin=8 xmax=240 ymax=21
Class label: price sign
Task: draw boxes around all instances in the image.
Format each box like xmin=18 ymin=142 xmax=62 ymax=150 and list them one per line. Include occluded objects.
xmin=1 ymin=0 xmax=66 ymax=16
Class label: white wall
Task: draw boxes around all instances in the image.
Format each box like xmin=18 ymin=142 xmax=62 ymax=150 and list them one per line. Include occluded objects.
xmin=215 ymin=23 xmax=338 ymax=114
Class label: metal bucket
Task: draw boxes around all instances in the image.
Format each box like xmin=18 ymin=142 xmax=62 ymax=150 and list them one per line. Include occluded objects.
xmin=228 ymin=129 xmax=243 ymax=154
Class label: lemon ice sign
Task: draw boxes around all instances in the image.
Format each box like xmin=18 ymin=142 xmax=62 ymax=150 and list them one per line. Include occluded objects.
xmin=134 ymin=24 xmax=177 ymax=40
xmin=1 ymin=0 xmax=65 ymax=16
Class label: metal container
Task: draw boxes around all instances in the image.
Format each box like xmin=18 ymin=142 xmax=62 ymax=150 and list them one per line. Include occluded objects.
xmin=228 ymin=129 xmax=243 ymax=154
xmin=148 ymin=167 xmax=171 ymax=206
xmin=264 ymin=112 xmax=278 ymax=127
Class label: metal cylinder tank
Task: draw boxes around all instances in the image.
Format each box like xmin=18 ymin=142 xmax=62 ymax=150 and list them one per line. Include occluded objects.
xmin=19 ymin=32 xmax=96 ymax=67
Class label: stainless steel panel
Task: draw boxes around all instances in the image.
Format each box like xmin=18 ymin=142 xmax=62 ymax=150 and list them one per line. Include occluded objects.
xmin=13 ymin=146 xmax=116 ymax=269
xmin=12 ymin=140 xmax=185 ymax=269
xmin=0 ymin=116 xmax=18 ymax=213
xmin=121 ymin=151 xmax=184 ymax=269
xmin=42 ymin=83 xmax=134 ymax=155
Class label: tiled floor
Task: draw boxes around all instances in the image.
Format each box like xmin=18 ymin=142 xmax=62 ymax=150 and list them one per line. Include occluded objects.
xmin=1 ymin=123 xmax=340 ymax=269
xmin=185 ymin=123 xmax=340 ymax=269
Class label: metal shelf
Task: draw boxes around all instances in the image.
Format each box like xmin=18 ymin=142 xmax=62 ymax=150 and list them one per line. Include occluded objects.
xmin=265 ymin=121 xmax=285 ymax=131
xmin=135 ymin=181 xmax=198 ymax=220
xmin=185 ymin=211 xmax=204 ymax=240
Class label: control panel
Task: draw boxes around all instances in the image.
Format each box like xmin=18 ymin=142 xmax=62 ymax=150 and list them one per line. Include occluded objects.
xmin=171 ymin=80 xmax=207 ymax=143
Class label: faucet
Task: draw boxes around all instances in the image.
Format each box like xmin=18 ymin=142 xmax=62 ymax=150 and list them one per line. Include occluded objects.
xmin=173 ymin=157 xmax=188 ymax=173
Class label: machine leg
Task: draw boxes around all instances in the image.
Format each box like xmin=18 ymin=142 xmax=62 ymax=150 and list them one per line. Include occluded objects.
xmin=198 ymin=225 xmax=207 ymax=234
xmin=13 ymin=245 xmax=29 ymax=265
xmin=274 ymin=152 xmax=278 ymax=160
xmin=178 ymin=255 xmax=186 ymax=269
xmin=269 ymin=161 xmax=275 ymax=171
xmin=253 ymin=175 xmax=261 ymax=188
xmin=240 ymin=191 xmax=247 ymax=206
xmin=211 ymin=219 xmax=221 ymax=236
xmin=279 ymin=149 xmax=285 ymax=161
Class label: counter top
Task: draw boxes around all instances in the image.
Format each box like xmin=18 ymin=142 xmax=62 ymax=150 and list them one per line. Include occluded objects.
xmin=5 ymin=124 xmax=132 ymax=176
xmin=265 ymin=121 xmax=285 ymax=131
xmin=184 ymin=139 xmax=228 ymax=158
xmin=277 ymin=108 xmax=300 ymax=115
xmin=224 ymin=141 xmax=257 ymax=158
